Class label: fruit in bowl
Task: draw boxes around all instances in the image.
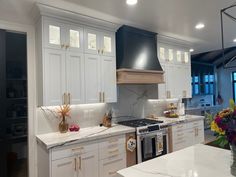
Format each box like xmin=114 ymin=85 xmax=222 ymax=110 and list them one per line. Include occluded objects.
xmin=69 ymin=124 xmax=80 ymax=132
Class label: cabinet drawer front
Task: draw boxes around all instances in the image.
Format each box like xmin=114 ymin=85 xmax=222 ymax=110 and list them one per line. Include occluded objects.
xmin=187 ymin=120 xmax=204 ymax=129
xmin=172 ymin=123 xmax=186 ymax=132
xmin=99 ymin=135 xmax=125 ymax=148
xmin=100 ymin=154 xmax=126 ymax=177
xmin=52 ymin=142 xmax=98 ymax=161
xmin=99 ymin=144 xmax=126 ymax=160
xmin=173 ymin=140 xmax=187 ymax=151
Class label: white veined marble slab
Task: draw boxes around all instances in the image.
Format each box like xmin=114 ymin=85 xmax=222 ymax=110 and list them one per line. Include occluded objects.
xmin=36 ymin=124 xmax=135 ymax=149
xmin=118 ymin=144 xmax=233 ymax=177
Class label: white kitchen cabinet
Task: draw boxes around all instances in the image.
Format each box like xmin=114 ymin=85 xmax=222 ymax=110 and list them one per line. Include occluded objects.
xmin=44 ymin=48 xmax=66 ymax=106
xmin=101 ymin=56 xmax=117 ymax=102
xmin=66 ymin=24 xmax=84 ymax=53
xmin=84 ymin=54 xmax=117 ymax=104
xmin=157 ymin=43 xmax=192 ymax=99
xmin=84 ymin=54 xmax=101 ymax=103
xmin=99 ymin=135 xmax=126 ymax=177
xmin=100 ymin=154 xmax=126 ymax=177
xmin=171 ymin=119 xmax=204 ymax=152
xmin=84 ymin=28 xmax=115 ymax=57
xmin=78 ymin=151 xmax=99 ymax=177
xmin=44 ymin=18 xmax=84 ymax=52
xmin=66 ymin=52 xmax=85 ymax=104
xmin=43 ymin=49 xmax=84 ymax=106
xmin=37 ymin=16 xmax=117 ymax=106
xmin=100 ymin=31 xmax=115 ymax=57
xmin=37 ymin=134 xmax=127 ymax=177
xmin=51 ymin=157 xmax=77 ymax=177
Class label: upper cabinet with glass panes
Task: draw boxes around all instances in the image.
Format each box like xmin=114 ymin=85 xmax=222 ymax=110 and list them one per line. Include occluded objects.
xmin=84 ymin=28 xmax=115 ymax=56
xmin=158 ymin=44 xmax=190 ymax=65
xmin=44 ymin=18 xmax=83 ymax=52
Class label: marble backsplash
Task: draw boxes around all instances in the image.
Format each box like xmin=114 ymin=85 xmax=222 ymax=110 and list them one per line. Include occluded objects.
xmin=37 ymin=85 xmax=180 ymax=134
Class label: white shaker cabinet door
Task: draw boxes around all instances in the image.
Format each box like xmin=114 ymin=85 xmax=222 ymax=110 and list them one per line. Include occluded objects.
xmin=165 ymin=64 xmax=177 ymax=99
xmin=100 ymin=32 xmax=115 ymax=57
xmin=84 ymin=54 xmax=101 ymax=103
xmin=44 ymin=48 xmax=66 ymax=106
xmin=78 ymin=151 xmax=99 ymax=177
xmin=101 ymin=56 xmax=117 ymax=103
xmin=158 ymin=64 xmax=167 ymax=99
xmin=51 ymin=156 xmax=77 ymax=177
xmin=66 ymin=52 xmax=85 ymax=104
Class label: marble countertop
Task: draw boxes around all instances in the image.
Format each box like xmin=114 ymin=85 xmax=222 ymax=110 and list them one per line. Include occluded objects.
xmin=118 ymin=144 xmax=233 ymax=177
xmin=36 ymin=124 xmax=135 ymax=149
xmin=149 ymin=114 xmax=205 ymax=126
xmin=185 ymin=105 xmax=222 ymax=111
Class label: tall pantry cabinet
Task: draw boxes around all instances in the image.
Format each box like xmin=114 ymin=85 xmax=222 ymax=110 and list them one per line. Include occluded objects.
xmin=36 ymin=16 xmax=117 ymax=106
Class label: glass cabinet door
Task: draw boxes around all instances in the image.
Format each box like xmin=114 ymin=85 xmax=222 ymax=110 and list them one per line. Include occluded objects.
xmin=44 ymin=19 xmax=65 ymax=49
xmin=101 ymin=33 xmax=115 ymax=56
xmin=176 ymin=51 xmax=182 ymax=63
xmin=184 ymin=52 xmax=190 ymax=64
xmin=84 ymin=29 xmax=100 ymax=55
xmin=66 ymin=25 xmax=83 ymax=52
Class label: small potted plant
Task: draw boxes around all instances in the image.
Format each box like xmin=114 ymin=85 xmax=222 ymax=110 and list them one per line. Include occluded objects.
xmin=211 ymin=99 xmax=236 ymax=176
xmin=57 ymin=104 xmax=71 ymax=133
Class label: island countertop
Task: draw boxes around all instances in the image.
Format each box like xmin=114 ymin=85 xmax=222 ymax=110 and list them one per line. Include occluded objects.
xmin=118 ymin=144 xmax=233 ymax=177
xmin=36 ymin=124 xmax=135 ymax=149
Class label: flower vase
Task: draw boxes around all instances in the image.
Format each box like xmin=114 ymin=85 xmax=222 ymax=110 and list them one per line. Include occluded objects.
xmin=59 ymin=116 xmax=69 ymax=133
xmin=231 ymin=144 xmax=236 ymax=176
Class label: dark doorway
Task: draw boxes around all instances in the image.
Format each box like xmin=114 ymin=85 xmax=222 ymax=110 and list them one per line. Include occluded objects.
xmin=0 ymin=30 xmax=28 ymax=177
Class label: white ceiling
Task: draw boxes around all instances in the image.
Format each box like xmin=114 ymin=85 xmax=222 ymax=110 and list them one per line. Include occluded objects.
xmin=0 ymin=0 xmax=236 ymax=54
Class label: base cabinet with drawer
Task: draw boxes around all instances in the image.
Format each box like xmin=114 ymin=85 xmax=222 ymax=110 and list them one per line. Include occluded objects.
xmin=37 ymin=135 xmax=127 ymax=177
xmin=170 ymin=119 xmax=204 ymax=152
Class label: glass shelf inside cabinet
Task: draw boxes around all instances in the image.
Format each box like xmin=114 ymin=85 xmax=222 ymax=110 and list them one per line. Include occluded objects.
xmin=70 ymin=30 xmax=80 ymax=48
xmin=88 ymin=33 xmax=97 ymax=50
xmin=49 ymin=25 xmax=61 ymax=45
xmin=104 ymin=36 xmax=112 ymax=53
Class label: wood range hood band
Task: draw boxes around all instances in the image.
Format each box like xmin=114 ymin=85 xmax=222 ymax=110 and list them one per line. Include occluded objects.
xmin=117 ymin=69 xmax=165 ymax=84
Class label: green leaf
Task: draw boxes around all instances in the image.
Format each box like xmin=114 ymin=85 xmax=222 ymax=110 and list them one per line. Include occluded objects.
xmin=213 ymin=136 xmax=229 ymax=148
xmin=229 ymin=99 xmax=235 ymax=111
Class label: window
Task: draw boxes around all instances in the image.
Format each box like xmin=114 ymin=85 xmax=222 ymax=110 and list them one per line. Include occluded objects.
xmin=192 ymin=76 xmax=200 ymax=95
xmin=204 ymin=74 xmax=214 ymax=94
xmin=232 ymin=72 xmax=236 ymax=101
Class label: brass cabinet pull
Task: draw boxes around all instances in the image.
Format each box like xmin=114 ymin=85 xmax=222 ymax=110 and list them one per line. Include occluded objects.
xmin=68 ymin=93 xmax=71 ymax=104
xmin=74 ymin=158 xmax=77 ymax=171
xmin=183 ymin=90 xmax=187 ymax=98
xmin=98 ymin=49 xmax=100 ymax=54
xmin=109 ymin=171 xmax=117 ymax=175
xmin=61 ymin=44 xmax=65 ymax=49
xmin=79 ymin=156 xmax=82 ymax=170
xmin=103 ymin=92 xmax=105 ymax=102
xmin=65 ymin=44 xmax=70 ymax=49
xmin=72 ymin=147 xmax=84 ymax=152
xmin=63 ymin=93 xmax=66 ymax=105
xmin=167 ymin=91 xmax=171 ymax=99
xmin=99 ymin=92 xmax=102 ymax=102
xmin=108 ymin=149 xmax=119 ymax=154
xmin=101 ymin=49 xmax=104 ymax=54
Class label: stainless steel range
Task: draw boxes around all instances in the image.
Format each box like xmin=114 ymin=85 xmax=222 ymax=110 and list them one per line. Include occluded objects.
xmin=118 ymin=119 xmax=169 ymax=163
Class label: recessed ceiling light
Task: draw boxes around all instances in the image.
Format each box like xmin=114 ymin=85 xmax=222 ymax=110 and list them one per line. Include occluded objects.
xmin=195 ymin=23 xmax=205 ymax=29
xmin=234 ymin=38 xmax=236 ymax=43
xmin=126 ymin=0 xmax=138 ymax=5
xmin=189 ymin=49 xmax=194 ymax=52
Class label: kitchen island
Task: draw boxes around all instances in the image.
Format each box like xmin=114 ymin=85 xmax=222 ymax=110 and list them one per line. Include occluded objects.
xmin=118 ymin=144 xmax=233 ymax=177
